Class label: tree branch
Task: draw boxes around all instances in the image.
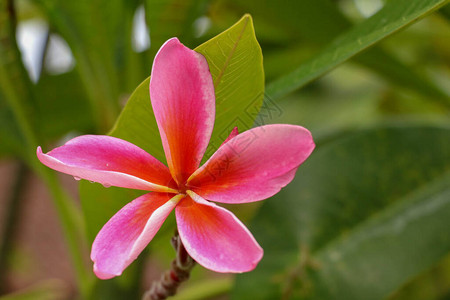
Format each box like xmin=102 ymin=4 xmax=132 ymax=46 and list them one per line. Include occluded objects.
xmin=143 ymin=232 xmax=195 ymax=300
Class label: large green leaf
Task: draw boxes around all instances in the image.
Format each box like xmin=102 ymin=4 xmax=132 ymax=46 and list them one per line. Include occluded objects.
xmin=110 ymin=14 xmax=263 ymax=162
xmin=265 ymin=0 xmax=450 ymax=102
xmin=81 ymin=13 xmax=263 ymax=248
xmin=109 ymin=77 xmax=164 ymax=161
xmin=196 ymin=14 xmax=264 ymax=157
xmin=212 ymin=0 xmax=447 ymax=101
xmin=232 ymin=125 xmax=450 ymax=300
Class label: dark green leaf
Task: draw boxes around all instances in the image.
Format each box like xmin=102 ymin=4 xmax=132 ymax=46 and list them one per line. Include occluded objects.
xmin=145 ymin=0 xmax=209 ymax=53
xmin=0 ymin=95 xmax=27 ymax=158
xmin=389 ymin=253 xmax=450 ymax=300
xmin=0 ymin=0 xmax=38 ymax=162
xmin=233 ymin=125 xmax=450 ymax=300
xmin=265 ymin=0 xmax=450 ymax=102
xmin=217 ymin=0 xmax=447 ymax=101
xmin=36 ymin=72 xmax=94 ymax=140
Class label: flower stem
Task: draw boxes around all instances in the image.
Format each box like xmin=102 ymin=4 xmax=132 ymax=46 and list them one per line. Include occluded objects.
xmin=143 ymin=232 xmax=196 ymax=300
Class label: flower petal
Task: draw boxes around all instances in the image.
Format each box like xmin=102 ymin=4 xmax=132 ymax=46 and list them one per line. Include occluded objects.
xmin=37 ymin=135 xmax=177 ymax=192
xmin=150 ymin=38 xmax=215 ymax=185
xmin=187 ymin=124 xmax=315 ymax=203
xmin=176 ymin=191 xmax=263 ymax=273
xmin=91 ymin=193 xmax=183 ymax=279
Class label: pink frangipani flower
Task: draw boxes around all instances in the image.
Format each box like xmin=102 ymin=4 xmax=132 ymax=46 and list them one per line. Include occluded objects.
xmin=37 ymin=38 xmax=315 ymax=279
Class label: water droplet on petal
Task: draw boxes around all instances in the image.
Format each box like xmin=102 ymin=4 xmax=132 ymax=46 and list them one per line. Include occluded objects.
xmin=73 ymin=176 xmax=81 ymax=181
xmin=102 ymin=183 xmax=111 ymax=188
xmin=89 ymin=181 xmax=95 ymax=184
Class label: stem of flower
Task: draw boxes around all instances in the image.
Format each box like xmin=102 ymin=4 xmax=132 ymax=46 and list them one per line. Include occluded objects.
xmin=142 ymin=232 xmax=196 ymax=300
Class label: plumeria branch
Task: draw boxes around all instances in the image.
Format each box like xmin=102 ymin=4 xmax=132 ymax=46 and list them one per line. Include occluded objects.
xmin=143 ymin=232 xmax=196 ymax=300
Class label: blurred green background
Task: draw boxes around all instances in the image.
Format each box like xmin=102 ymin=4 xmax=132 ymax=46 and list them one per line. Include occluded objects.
xmin=0 ymin=0 xmax=449 ymax=299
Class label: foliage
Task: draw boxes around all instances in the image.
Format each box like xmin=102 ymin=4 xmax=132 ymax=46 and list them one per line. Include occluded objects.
xmin=233 ymin=125 xmax=450 ymax=300
xmin=0 ymin=0 xmax=449 ymax=299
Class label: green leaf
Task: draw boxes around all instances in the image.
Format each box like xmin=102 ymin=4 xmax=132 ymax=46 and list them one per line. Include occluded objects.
xmin=196 ymin=14 xmax=264 ymax=158
xmin=108 ymin=14 xmax=263 ymax=162
xmin=0 ymin=0 xmax=39 ymax=163
xmin=109 ymin=77 xmax=164 ymax=161
xmin=226 ymin=0 xmax=349 ymax=43
xmin=36 ymin=72 xmax=94 ymax=140
xmin=265 ymin=0 xmax=450 ymax=102
xmin=439 ymin=3 xmax=450 ymax=19
xmin=34 ymin=0 xmax=141 ymax=131
xmin=145 ymin=0 xmax=209 ymax=53
xmin=0 ymin=95 xmax=27 ymax=158
xmin=232 ymin=125 xmax=450 ymax=300
xmin=170 ymin=278 xmax=232 ymax=300
xmin=80 ymin=13 xmax=264 ymax=246
xmin=227 ymin=0 xmax=447 ymax=101
xmin=389 ymin=253 xmax=450 ymax=300
xmin=353 ymin=48 xmax=448 ymax=101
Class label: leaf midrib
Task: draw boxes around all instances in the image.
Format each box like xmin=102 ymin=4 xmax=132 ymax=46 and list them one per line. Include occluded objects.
xmin=213 ymin=16 xmax=249 ymax=88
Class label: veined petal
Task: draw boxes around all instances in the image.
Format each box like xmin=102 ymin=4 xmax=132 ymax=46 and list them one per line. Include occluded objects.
xmin=91 ymin=193 xmax=183 ymax=279
xmin=37 ymin=135 xmax=177 ymax=192
xmin=187 ymin=124 xmax=315 ymax=203
xmin=176 ymin=191 xmax=263 ymax=273
xmin=150 ymin=38 xmax=215 ymax=185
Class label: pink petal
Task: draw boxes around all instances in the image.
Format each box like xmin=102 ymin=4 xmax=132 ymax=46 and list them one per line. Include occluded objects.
xmin=176 ymin=191 xmax=263 ymax=273
xmin=187 ymin=124 xmax=315 ymax=203
xmin=91 ymin=193 xmax=183 ymax=279
xmin=37 ymin=135 xmax=177 ymax=192
xmin=150 ymin=38 xmax=215 ymax=186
